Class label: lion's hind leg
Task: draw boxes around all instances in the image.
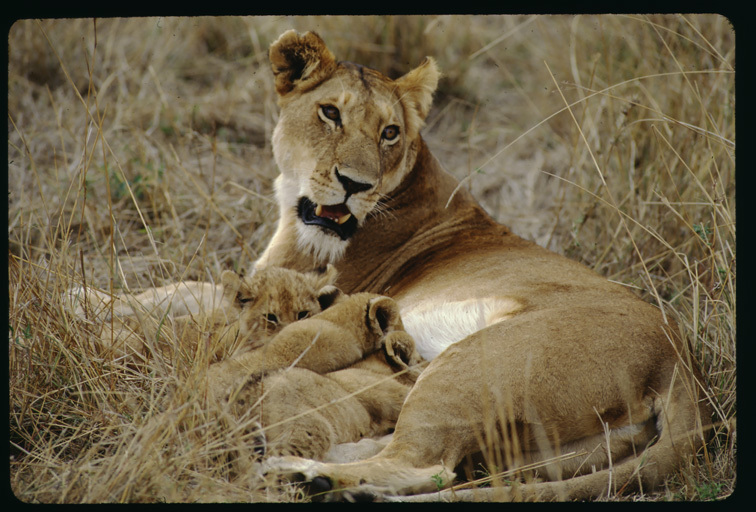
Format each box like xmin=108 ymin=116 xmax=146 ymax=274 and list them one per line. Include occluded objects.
xmin=521 ymin=410 xmax=660 ymax=484
xmin=391 ymin=372 xmax=712 ymax=502
xmin=264 ymin=309 xmax=712 ymax=502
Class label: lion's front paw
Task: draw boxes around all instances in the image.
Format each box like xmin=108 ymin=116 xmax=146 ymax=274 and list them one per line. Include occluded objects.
xmin=262 ymin=455 xmax=324 ymax=480
xmin=262 ymin=456 xmax=372 ymax=501
xmin=262 ymin=456 xmax=341 ymax=501
xmin=262 ymin=455 xmax=454 ymax=502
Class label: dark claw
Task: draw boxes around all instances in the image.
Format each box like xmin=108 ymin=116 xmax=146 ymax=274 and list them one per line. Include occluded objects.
xmin=304 ymin=476 xmax=333 ymax=500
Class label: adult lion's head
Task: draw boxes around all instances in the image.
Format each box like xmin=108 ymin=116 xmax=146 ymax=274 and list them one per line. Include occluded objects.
xmin=268 ymin=30 xmax=440 ymax=263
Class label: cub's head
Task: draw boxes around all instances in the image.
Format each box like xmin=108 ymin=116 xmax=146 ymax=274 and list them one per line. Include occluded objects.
xmin=269 ymin=30 xmax=440 ymax=262
xmin=221 ymin=264 xmax=340 ymax=350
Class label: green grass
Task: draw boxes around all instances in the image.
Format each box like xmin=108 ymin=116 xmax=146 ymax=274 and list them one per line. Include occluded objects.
xmin=8 ymin=15 xmax=735 ymax=502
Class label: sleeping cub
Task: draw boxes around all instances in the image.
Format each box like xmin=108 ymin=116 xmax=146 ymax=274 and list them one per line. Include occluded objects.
xmin=69 ymin=265 xmax=425 ymax=460
xmin=69 ymin=265 xmax=338 ymax=365
xmin=208 ymin=290 xmax=426 ymax=460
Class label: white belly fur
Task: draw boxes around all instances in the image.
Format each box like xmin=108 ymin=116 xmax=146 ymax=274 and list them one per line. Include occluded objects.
xmin=401 ymin=297 xmax=522 ymax=361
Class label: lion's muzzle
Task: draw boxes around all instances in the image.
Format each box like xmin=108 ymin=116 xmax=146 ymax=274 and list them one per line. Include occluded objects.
xmin=297 ymin=197 xmax=358 ymax=241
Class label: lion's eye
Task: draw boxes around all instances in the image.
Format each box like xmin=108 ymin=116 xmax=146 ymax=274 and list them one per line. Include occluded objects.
xmin=265 ymin=313 xmax=279 ymax=324
xmin=297 ymin=311 xmax=310 ymax=320
xmin=320 ymin=105 xmax=341 ymax=123
xmin=237 ymin=294 xmax=252 ymax=306
xmin=381 ymin=125 xmax=400 ymax=142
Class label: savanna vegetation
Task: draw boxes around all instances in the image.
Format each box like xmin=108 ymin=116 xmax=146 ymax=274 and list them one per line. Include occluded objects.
xmin=8 ymin=15 xmax=735 ymax=502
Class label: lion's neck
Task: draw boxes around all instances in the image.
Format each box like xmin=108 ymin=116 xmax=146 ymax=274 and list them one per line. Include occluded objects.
xmin=258 ymin=138 xmax=512 ymax=295
xmin=334 ymin=138 xmax=506 ymax=295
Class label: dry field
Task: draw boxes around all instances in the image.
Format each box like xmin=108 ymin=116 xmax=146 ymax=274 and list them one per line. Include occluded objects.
xmin=8 ymin=15 xmax=735 ymax=502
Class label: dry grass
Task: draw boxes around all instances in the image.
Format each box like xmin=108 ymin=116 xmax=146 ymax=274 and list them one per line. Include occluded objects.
xmin=8 ymin=15 xmax=735 ymax=502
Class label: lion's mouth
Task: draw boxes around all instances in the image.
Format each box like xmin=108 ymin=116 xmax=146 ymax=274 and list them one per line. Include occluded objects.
xmin=297 ymin=197 xmax=358 ymax=240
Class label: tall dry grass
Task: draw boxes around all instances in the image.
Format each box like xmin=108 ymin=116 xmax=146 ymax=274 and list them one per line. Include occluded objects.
xmin=8 ymin=15 xmax=734 ymax=502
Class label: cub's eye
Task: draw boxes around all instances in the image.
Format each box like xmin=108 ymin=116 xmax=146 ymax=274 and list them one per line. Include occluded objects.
xmin=320 ymin=105 xmax=341 ymax=123
xmin=265 ymin=313 xmax=279 ymax=324
xmin=381 ymin=125 xmax=400 ymax=142
xmin=237 ymin=294 xmax=252 ymax=306
xmin=297 ymin=311 xmax=310 ymax=320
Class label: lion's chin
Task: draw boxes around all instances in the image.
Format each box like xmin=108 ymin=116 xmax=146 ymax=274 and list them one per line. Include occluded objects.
xmin=294 ymin=199 xmax=352 ymax=263
xmin=297 ymin=197 xmax=359 ymax=241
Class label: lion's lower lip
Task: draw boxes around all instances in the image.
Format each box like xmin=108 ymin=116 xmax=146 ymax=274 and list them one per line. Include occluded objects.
xmin=297 ymin=197 xmax=358 ymax=240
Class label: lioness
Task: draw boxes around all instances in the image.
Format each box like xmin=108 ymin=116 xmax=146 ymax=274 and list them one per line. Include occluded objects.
xmin=252 ymin=30 xmax=712 ymax=501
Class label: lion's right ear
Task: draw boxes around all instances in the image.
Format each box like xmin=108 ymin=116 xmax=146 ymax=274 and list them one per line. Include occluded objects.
xmin=269 ymin=30 xmax=337 ymax=97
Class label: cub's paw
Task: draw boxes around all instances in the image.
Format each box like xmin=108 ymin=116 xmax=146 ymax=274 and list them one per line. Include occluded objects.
xmin=383 ymin=331 xmax=422 ymax=367
xmin=382 ymin=331 xmax=428 ymax=383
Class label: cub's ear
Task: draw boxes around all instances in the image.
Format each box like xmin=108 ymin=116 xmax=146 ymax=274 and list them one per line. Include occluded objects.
xmin=312 ymin=263 xmax=339 ymax=289
xmin=220 ymin=270 xmax=242 ymax=302
xmin=223 ymin=269 xmax=261 ymax=307
xmin=269 ymin=30 xmax=337 ymax=97
xmin=394 ymin=57 xmax=440 ymax=138
xmin=317 ymin=285 xmax=343 ymax=311
xmin=367 ymin=296 xmax=403 ymax=336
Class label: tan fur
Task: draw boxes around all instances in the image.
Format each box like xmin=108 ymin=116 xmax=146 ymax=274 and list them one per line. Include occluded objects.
xmin=69 ymin=265 xmax=338 ymax=365
xmin=69 ymin=265 xmax=424 ymax=460
xmin=254 ymin=31 xmax=713 ymax=501
xmin=208 ymin=292 xmax=425 ymax=460
xmin=224 ymin=264 xmax=339 ymax=354
xmin=206 ymin=292 xmax=419 ymax=397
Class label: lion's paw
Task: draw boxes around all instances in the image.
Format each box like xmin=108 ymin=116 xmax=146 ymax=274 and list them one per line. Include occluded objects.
xmin=262 ymin=456 xmax=338 ymax=501
xmin=261 ymin=456 xmax=376 ymax=501
xmin=262 ymin=455 xmax=454 ymax=502
xmin=262 ymin=455 xmax=324 ymax=480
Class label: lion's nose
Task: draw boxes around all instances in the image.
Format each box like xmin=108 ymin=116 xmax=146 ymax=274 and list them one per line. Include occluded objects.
xmin=335 ymin=168 xmax=372 ymax=197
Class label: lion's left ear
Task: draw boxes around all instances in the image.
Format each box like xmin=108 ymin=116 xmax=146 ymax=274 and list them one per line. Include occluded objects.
xmin=269 ymin=30 xmax=337 ymax=97
xmin=394 ymin=57 xmax=440 ymax=137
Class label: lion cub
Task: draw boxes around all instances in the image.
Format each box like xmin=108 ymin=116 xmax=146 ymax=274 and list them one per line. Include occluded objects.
xmin=75 ymin=265 xmax=338 ymax=365
xmin=221 ymin=265 xmax=340 ymax=356
xmin=208 ymin=291 xmax=427 ymax=460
